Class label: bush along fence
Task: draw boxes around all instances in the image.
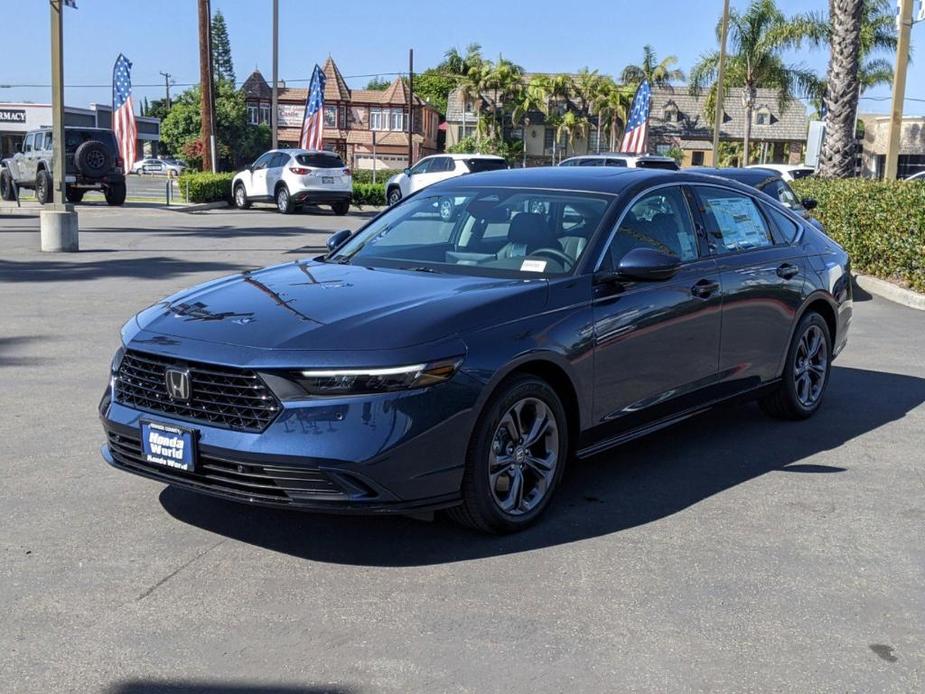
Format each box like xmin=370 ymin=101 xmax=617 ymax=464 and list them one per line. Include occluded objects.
xmin=178 ymin=171 xmax=387 ymax=208
xmin=791 ymin=178 xmax=925 ymax=294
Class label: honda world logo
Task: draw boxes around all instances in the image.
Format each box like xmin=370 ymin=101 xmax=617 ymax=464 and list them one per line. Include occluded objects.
xmin=165 ymin=368 xmax=191 ymax=402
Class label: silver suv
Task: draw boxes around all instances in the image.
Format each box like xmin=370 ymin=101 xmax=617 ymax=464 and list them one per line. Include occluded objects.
xmin=0 ymin=127 xmax=126 ymax=205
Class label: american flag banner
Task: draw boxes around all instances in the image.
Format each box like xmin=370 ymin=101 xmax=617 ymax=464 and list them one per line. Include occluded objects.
xmin=112 ymin=54 xmax=137 ymax=173
xmin=300 ymin=64 xmax=326 ymax=150
xmin=620 ymin=80 xmax=651 ymax=154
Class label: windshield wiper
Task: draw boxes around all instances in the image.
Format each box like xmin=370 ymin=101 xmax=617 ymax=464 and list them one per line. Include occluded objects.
xmin=405 ymin=265 xmax=440 ymax=273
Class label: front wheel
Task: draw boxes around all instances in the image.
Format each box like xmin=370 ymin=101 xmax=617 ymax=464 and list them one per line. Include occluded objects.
xmin=447 ymin=375 xmax=568 ymax=533
xmin=35 ymin=170 xmax=52 ymax=204
xmin=104 ymin=182 xmax=126 ymax=206
xmin=233 ymin=183 xmax=250 ymax=209
xmin=0 ymin=169 xmax=14 ymax=201
xmin=760 ymin=312 xmax=832 ymax=420
xmin=276 ymin=185 xmax=294 ymax=214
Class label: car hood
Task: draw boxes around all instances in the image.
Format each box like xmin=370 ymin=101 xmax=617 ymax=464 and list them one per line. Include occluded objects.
xmin=133 ymin=260 xmax=548 ymax=352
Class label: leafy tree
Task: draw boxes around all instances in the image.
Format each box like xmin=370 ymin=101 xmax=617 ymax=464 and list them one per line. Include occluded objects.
xmin=211 ymin=10 xmax=235 ymax=85
xmin=365 ymin=77 xmax=390 ymax=91
xmin=620 ymin=45 xmax=685 ymax=88
xmin=690 ymin=0 xmax=817 ymax=164
xmin=146 ymin=98 xmax=171 ymax=123
xmin=413 ymin=69 xmax=457 ymax=114
xmin=161 ymin=82 xmax=268 ymax=170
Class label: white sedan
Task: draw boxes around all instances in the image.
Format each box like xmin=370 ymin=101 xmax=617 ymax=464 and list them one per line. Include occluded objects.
xmin=131 ymin=158 xmax=184 ymax=176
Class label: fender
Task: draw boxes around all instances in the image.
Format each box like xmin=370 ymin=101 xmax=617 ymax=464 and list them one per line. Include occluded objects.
xmin=774 ymin=289 xmax=839 ymax=377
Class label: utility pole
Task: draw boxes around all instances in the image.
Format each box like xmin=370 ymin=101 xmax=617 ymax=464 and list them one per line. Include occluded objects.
xmin=885 ymin=0 xmax=915 ymax=180
xmin=42 ymin=0 xmax=78 ymax=252
xmin=197 ymin=0 xmax=214 ymax=172
xmin=407 ymin=48 xmax=414 ymax=167
xmin=271 ymin=0 xmax=279 ymax=149
xmin=159 ymin=71 xmax=173 ymax=109
xmin=712 ymin=0 xmax=730 ymax=166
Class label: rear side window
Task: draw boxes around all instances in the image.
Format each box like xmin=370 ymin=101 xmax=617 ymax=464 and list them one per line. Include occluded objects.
xmin=765 ymin=205 xmax=801 ymax=243
xmin=635 ymin=159 xmax=679 ymax=171
xmin=604 ymin=158 xmax=628 ymax=167
xmin=694 ymin=186 xmax=774 ymax=254
xmin=295 ymin=152 xmax=345 ymax=168
xmin=789 ymin=168 xmax=814 ymax=180
xmin=465 ymin=158 xmax=506 ymax=173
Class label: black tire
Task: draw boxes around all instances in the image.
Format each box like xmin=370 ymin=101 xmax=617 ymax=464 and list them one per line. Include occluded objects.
xmin=276 ymin=184 xmax=294 ymax=214
xmin=0 ymin=169 xmax=14 ymax=201
xmin=387 ymin=187 xmax=402 ymax=206
xmin=35 ymin=169 xmax=52 ymax=204
xmin=760 ymin=312 xmax=832 ymax=420
xmin=331 ymin=200 xmax=350 ymax=216
xmin=65 ymin=187 xmax=85 ymax=204
xmin=438 ymin=196 xmax=456 ymax=222
xmin=447 ymin=375 xmax=569 ymax=533
xmin=74 ymin=140 xmax=113 ymax=178
xmin=104 ymin=181 xmax=126 ymax=206
xmin=233 ymin=183 xmax=250 ymax=209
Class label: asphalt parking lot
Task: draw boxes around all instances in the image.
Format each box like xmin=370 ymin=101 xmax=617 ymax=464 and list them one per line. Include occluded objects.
xmin=2 ymin=204 xmax=924 ymax=693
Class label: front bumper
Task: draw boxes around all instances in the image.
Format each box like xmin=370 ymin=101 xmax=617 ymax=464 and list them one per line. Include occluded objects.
xmin=99 ymin=373 xmax=479 ymax=515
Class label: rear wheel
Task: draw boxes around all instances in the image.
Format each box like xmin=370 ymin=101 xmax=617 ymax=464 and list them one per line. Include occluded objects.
xmin=65 ymin=187 xmax=85 ymax=204
xmin=233 ymin=183 xmax=250 ymax=209
xmin=35 ymin=170 xmax=52 ymax=204
xmin=276 ymin=184 xmax=294 ymax=214
xmin=331 ymin=200 xmax=350 ymax=216
xmin=0 ymin=169 xmax=14 ymax=201
xmin=447 ymin=375 xmax=568 ymax=533
xmin=387 ymin=187 xmax=402 ymax=206
xmin=104 ymin=182 xmax=126 ymax=206
xmin=760 ymin=312 xmax=832 ymax=420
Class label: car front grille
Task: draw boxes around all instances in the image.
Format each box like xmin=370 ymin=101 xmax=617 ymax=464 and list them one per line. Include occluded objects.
xmin=114 ymin=350 xmax=281 ymax=433
xmin=106 ymin=431 xmax=345 ymax=503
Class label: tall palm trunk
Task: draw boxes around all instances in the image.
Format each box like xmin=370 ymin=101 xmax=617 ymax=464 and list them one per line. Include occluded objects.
xmin=742 ymin=84 xmax=756 ymax=166
xmin=818 ymin=0 xmax=863 ymax=178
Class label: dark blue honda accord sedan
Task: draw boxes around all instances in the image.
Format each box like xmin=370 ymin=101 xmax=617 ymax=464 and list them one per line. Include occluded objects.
xmin=100 ymin=167 xmax=852 ymax=533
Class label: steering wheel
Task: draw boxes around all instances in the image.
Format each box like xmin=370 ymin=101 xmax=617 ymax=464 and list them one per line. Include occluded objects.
xmin=529 ymin=248 xmax=576 ymax=271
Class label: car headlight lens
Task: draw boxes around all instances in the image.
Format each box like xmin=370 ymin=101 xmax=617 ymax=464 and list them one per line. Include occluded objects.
xmin=110 ymin=344 xmax=126 ymax=374
xmin=295 ymin=357 xmax=462 ymax=396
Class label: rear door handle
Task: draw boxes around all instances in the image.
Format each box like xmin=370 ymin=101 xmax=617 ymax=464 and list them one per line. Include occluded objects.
xmin=691 ymin=278 xmax=720 ymax=299
xmin=777 ymin=263 xmax=800 ymax=279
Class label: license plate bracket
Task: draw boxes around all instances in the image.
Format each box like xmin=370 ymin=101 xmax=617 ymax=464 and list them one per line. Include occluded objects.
xmin=140 ymin=420 xmax=197 ymax=472
xmin=322 ymin=176 xmax=335 ymax=184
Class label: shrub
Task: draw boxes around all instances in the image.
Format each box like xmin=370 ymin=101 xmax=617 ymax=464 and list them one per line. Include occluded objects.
xmin=178 ymin=171 xmax=234 ymax=204
xmin=352 ymin=182 xmax=386 ymax=207
xmin=351 ymin=169 xmax=403 ymax=185
xmin=791 ymin=178 xmax=925 ymax=293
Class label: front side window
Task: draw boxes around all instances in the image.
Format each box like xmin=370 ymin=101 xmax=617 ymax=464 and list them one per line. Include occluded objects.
xmin=252 ymin=152 xmax=273 ymax=170
xmin=331 ymin=188 xmax=612 ymax=276
xmin=607 ymin=186 xmax=699 ymax=267
xmin=408 ymin=158 xmax=432 ymax=175
xmin=23 ymin=134 xmax=34 ymax=153
xmin=694 ymin=186 xmax=774 ymax=254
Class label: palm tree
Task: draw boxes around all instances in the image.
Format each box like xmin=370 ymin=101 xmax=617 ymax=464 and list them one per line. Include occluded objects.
xmin=556 ymin=111 xmax=590 ymax=158
xmin=594 ymin=81 xmax=631 ymax=152
xmin=445 ymin=44 xmax=485 ymax=148
xmin=511 ymin=79 xmax=549 ymax=167
xmin=620 ymin=45 xmax=685 ymax=88
xmin=574 ymin=68 xmax=608 ymax=151
xmin=690 ymin=0 xmax=817 ymax=165
xmin=817 ymin=1 xmax=864 ymax=178
xmin=531 ymin=74 xmax=575 ymax=163
xmin=486 ymin=57 xmax=524 ymax=144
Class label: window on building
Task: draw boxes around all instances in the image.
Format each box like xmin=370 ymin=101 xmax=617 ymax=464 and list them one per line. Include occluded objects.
xmin=370 ymin=109 xmax=384 ymax=131
xmin=389 ymin=109 xmax=405 ymax=132
xmin=691 ymin=151 xmax=705 ymax=166
xmin=324 ymin=105 xmax=338 ymax=128
xmin=339 ymin=104 xmax=347 ymax=130
xmin=544 ymin=128 xmax=554 ymax=151
xmin=755 ymin=107 xmax=771 ymax=126
xmin=247 ymin=105 xmax=258 ymax=125
xmin=663 ymin=106 xmax=679 ymax=123
xmin=259 ymin=105 xmax=270 ymax=124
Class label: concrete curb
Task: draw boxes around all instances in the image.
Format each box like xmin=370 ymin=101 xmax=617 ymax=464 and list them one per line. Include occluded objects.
xmin=0 ymin=204 xmax=40 ymax=216
xmin=172 ymin=201 xmax=231 ymax=213
xmin=856 ymin=274 xmax=925 ymax=311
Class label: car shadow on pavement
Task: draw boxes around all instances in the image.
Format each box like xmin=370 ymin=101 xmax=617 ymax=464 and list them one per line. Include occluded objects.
xmin=159 ymin=366 xmax=925 ymax=566
xmin=1 ymin=256 xmax=249 ymax=283
xmin=107 ymin=682 xmax=355 ymax=694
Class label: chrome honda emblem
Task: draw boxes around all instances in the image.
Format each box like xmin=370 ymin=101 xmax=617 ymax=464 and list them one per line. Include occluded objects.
xmin=165 ymin=367 xmax=191 ymax=402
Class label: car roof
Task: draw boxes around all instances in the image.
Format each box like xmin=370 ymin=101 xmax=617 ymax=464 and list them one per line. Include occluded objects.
xmin=426 ymin=165 xmax=768 ymax=196
xmin=561 ymin=152 xmax=677 ymax=162
xmin=423 ymin=153 xmax=506 ymax=161
xmin=687 ymin=167 xmax=782 ymax=185
xmin=747 ymin=163 xmax=813 ymax=173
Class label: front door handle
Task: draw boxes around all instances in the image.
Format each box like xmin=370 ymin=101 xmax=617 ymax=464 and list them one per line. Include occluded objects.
xmin=691 ymin=278 xmax=720 ymax=299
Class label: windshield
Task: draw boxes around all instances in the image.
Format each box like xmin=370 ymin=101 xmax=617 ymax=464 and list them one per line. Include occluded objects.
xmin=331 ymin=188 xmax=613 ymax=276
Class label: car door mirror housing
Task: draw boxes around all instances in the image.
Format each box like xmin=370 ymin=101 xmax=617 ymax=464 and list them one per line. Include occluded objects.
xmin=801 ymin=197 xmax=817 ymax=211
xmin=326 ymin=229 xmax=352 ymax=252
xmin=403 ymin=168 xmax=411 ymax=176
xmin=614 ymin=247 xmax=682 ymax=281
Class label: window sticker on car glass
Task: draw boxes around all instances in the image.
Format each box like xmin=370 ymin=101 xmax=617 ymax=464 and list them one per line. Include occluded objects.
xmin=707 ymin=197 xmax=768 ymax=249
xmin=678 ymin=231 xmax=697 ymax=259
xmin=520 ymin=259 xmax=547 ymax=272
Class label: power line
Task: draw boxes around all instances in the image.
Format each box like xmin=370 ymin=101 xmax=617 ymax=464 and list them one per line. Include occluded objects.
xmin=0 ymin=72 xmax=407 ymax=90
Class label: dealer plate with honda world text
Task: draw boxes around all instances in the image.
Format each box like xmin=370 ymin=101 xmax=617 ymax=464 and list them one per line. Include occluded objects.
xmin=140 ymin=420 xmax=197 ymax=472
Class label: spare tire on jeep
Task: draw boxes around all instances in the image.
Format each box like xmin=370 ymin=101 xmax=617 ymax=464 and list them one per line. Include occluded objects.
xmin=74 ymin=140 xmax=113 ymax=178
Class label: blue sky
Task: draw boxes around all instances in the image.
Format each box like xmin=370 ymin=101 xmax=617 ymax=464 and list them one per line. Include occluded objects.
xmin=1 ymin=0 xmax=919 ymax=116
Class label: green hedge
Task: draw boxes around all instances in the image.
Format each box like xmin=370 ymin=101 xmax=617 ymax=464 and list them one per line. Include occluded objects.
xmin=791 ymin=178 xmax=925 ymax=293
xmin=352 ymin=182 xmax=386 ymax=207
xmin=178 ymin=172 xmax=235 ymax=203
xmin=351 ymin=168 xmax=402 ymax=184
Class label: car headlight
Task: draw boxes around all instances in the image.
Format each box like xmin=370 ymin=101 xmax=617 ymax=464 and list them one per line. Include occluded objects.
xmin=111 ymin=344 xmax=126 ymax=374
xmin=295 ymin=357 xmax=462 ymax=396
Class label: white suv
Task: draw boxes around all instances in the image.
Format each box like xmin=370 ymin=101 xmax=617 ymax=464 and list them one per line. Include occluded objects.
xmin=386 ymin=154 xmax=508 ymax=207
xmin=233 ymin=149 xmax=352 ymax=215
xmin=559 ymin=153 xmax=680 ymax=170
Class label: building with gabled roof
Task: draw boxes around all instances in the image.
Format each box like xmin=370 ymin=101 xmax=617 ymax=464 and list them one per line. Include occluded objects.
xmin=241 ymin=56 xmax=440 ymax=169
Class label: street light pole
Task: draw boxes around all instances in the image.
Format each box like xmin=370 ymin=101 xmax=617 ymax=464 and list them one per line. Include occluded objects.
xmin=197 ymin=0 xmax=214 ymax=172
xmin=271 ymin=0 xmax=278 ymax=150
xmin=712 ymin=0 xmax=730 ymax=166
xmin=885 ymin=0 xmax=915 ymax=180
xmin=159 ymin=71 xmax=173 ymax=110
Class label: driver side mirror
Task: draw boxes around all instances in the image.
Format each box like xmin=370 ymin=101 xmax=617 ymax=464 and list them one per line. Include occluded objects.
xmin=801 ymin=197 xmax=817 ymax=211
xmin=596 ymin=247 xmax=681 ymax=284
xmin=326 ymin=229 xmax=352 ymax=253
xmin=403 ymin=167 xmax=411 ymax=176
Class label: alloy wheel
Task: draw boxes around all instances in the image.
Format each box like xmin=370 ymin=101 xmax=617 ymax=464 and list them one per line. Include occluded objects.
xmin=235 ymin=186 xmax=246 ymax=207
xmin=439 ymin=198 xmax=454 ymax=221
xmin=277 ymin=188 xmax=289 ymax=212
xmin=489 ymin=397 xmax=560 ymax=516
xmin=793 ymin=324 xmax=828 ymax=408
